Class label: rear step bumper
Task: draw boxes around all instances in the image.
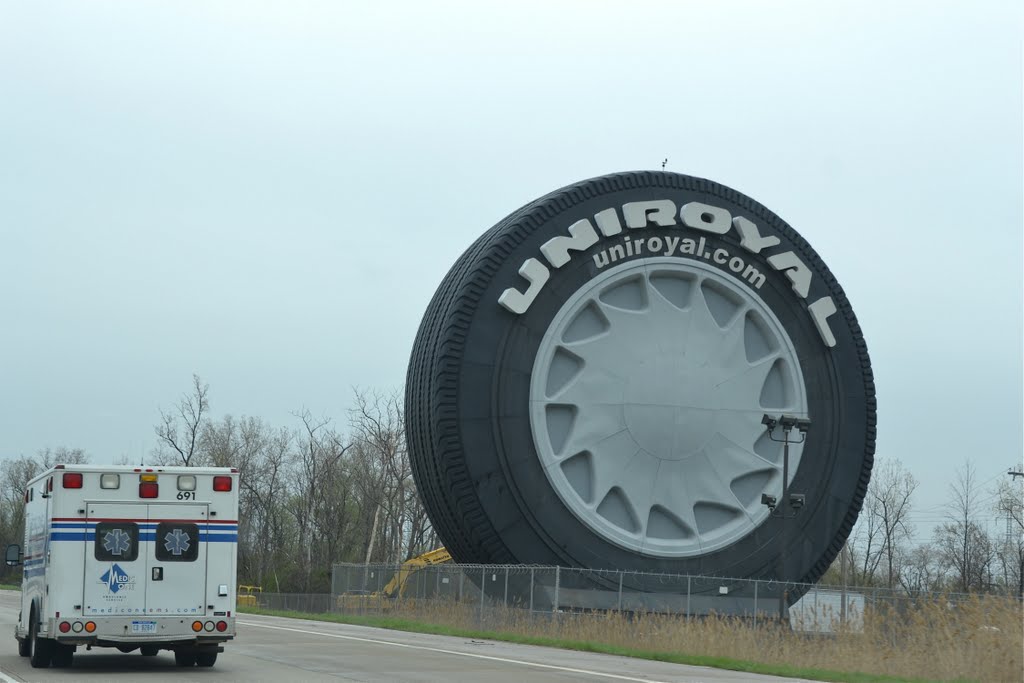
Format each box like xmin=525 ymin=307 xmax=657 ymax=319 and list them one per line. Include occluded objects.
xmin=61 ymin=635 xmax=234 ymax=647
xmin=46 ymin=616 xmax=236 ymax=643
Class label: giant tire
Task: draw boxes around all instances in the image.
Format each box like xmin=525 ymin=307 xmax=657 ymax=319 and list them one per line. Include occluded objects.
xmin=406 ymin=171 xmax=875 ymax=590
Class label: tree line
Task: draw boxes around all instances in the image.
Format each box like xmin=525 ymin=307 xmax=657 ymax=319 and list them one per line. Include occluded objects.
xmin=0 ymin=375 xmax=1020 ymax=596
xmin=819 ymin=458 xmax=1023 ymax=597
xmin=0 ymin=376 xmax=436 ymax=592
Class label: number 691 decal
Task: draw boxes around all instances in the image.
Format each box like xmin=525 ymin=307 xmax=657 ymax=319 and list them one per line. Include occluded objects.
xmin=176 ymin=491 xmax=195 ymax=500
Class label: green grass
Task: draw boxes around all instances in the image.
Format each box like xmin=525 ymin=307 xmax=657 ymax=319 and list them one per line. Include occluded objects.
xmin=0 ymin=583 xmax=21 ymax=591
xmin=238 ymin=606 xmax=953 ymax=683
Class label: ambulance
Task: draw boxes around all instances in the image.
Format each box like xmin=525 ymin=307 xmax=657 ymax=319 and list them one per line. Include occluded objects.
xmin=5 ymin=464 xmax=239 ymax=669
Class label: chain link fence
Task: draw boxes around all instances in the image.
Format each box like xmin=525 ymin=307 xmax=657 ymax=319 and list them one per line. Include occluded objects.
xmin=329 ymin=562 xmax=1014 ymax=632
xmin=239 ymin=562 xmax=1017 ymax=636
xmin=331 ymin=562 xmax=849 ymax=626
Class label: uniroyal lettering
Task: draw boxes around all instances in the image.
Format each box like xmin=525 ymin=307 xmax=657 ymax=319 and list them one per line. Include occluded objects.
xmin=498 ymin=200 xmax=839 ymax=348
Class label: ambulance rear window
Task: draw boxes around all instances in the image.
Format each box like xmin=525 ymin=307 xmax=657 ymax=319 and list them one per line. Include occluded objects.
xmin=155 ymin=523 xmax=199 ymax=562
xmin=95 ymin=523 xmax=139 ymax=562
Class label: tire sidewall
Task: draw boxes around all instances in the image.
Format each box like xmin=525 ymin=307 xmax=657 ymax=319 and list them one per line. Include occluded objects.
xmin=453 ymin=175 xmax=870 ymax=582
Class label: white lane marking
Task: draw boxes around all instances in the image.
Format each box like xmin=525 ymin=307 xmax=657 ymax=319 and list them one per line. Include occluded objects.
xmin=0 ymin=669 xmax=18 ymax=683
xmin=240 ymin=619 xmax=676 ymax=683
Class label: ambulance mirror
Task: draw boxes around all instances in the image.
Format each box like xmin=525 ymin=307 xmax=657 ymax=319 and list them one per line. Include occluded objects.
xmin=5 ymin=544 xmax=21 ymax=567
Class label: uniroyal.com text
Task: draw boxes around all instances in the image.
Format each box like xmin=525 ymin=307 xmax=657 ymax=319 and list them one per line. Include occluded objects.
xmin=593 ymin=234 xmax=765 ymax=289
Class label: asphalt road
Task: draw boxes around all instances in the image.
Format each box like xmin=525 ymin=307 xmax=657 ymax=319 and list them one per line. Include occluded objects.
xmin=0 ymin=591 xmax=814 ymax=682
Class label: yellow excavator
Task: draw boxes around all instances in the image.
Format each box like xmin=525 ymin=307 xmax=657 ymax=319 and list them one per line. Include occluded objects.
xmin=336 ymin=547 xmax=451 ymax=610
xmin=237 ymin=585 xmax=263 ymax=608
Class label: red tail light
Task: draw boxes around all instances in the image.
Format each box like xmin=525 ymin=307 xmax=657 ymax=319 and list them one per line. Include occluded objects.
xmin=213 ymin=476 xmax=232 ymax=492
xmin=59 ymin=621 xmax=71 ymax=633
xmin=139 ymin=482 xmax=159 ymax=498
xmin=216 ymin=620 xmax=227 ymax=632
xmin=62 ymin=473 xmax=83 ymax=489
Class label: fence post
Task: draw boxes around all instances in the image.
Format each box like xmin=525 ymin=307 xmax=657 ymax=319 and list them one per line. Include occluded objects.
xmin=840 ymin=543 xmax=848 ymax=628
xmin=754 ymin=580 xmax=758 ymax=626
xmin=686 ymin=575 xmax=691 ymax=621
xmin=529 ymin=568 xmax=534 ymax=614
xmin=504 ymin=568 xmax=509 ymax=608
xmin=813 ymin=585 xmax=819 ymax=632
xmin=396 ymin=564 xmax=403 ymax=611
xmin=480 ymin=567 xmax=487 ymax=624
xmin=553 ymin=566 xmax=560 ymax=617
xmin=459 ymin=571 xmax=464 ymax=603
xmin=617 ymin=571 xmax=623 ymax=612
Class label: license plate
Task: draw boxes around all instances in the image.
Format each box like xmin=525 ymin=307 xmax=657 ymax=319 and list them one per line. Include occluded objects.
xmin=131 ymin=621 xmax=157 ymax=634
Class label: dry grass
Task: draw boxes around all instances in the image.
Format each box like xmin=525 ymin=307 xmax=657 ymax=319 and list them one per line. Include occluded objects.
xmin=326 ymin=594 xmax=1022 ymax=682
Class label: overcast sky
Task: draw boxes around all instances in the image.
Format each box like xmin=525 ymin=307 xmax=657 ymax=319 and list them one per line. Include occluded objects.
xmin=1 ymin=1 xmax=1021 ymax=541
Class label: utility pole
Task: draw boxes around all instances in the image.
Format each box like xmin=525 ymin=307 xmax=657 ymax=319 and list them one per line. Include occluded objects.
xmin=1006 ymin=469 xmax=1023 ymax=542
xmin=1007 ymin=469 xmax=1023 ymax=596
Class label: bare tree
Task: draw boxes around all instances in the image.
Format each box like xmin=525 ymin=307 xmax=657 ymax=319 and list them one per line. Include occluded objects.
xmin=348 ymin=389 xmax=432 ymax=563
xmin=899 ymin=544 xmax=945 ymax=594
xmin=241 ymin=426 xmax=293 ymax=591
xmin=868 ymin=458 xmax=918 ymax=589
xmin=848 ymin=493 xmax=884 ymax=586
xmin=36 ymin=447 xmax=90 ymax=467
xmin=155 ymin=374 xmax=210 ymax=466
xmin=934 ymin=461 xmax=996 ymax=592
xmin=198 ymin=414 xmax=242 ymax=468
xmin=289 ymin=409 xmax=350 ymax=591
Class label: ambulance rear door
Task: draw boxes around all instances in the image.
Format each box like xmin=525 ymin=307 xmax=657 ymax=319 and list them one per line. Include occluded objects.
xmin=83 ymin=503 xmax=148 ymax=618
xmin=145 ymin=503 xmax=209 ymax=618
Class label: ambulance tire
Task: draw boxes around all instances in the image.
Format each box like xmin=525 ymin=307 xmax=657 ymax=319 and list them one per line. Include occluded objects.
xmin=174 ymin=651 xmax=196 ymax=667
xmin=17 ymin=637 xmax=29 ymax=657
xmin=196 ymin=652 xmax=218 ymax=667
xmin=140 ymin=645 xmax=159 ymax=656
xmin=28 ymin=609 xmax=53 ymax=668
xmin=51 ymin=644 xmax=74 ymax=668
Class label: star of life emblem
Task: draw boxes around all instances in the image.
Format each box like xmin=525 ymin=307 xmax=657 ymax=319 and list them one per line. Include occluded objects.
xmin=164 ymin=528 xmax=191 ymax=556
xmin=102 ymin=528 xmax=132 ymax=556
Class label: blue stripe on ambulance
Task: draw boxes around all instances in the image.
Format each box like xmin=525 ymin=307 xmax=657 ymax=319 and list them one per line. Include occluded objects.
xmin=50 ymin=534 xmax=237 ymax=542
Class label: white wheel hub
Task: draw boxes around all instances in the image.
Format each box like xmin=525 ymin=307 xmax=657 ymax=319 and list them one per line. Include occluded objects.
xmin=530 ymin=257 xmax=808 ymax=558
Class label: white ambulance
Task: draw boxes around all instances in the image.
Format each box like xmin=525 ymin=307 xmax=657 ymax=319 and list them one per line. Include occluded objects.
xmin=5 ymin=464 xmax=239 ymax=669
